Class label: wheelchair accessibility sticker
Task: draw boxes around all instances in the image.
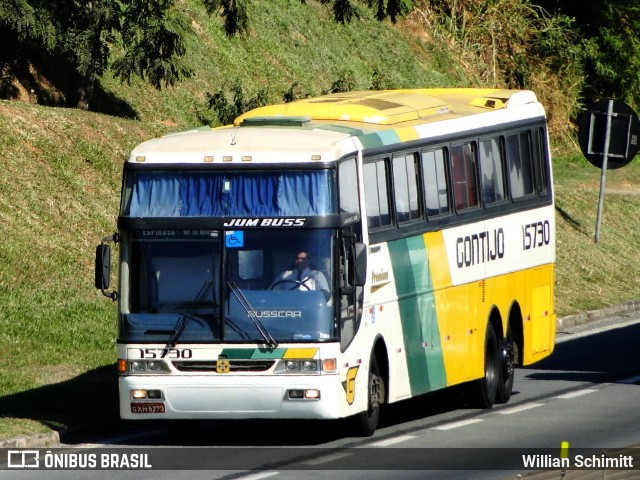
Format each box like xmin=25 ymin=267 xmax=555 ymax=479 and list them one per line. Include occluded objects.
xmin=225 ymin=231 xmax=244 ymax=248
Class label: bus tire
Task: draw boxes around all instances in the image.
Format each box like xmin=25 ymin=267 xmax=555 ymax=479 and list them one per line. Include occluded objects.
xmin=353 ymin=354 xmax=384 ymax=437
xmin=496 ymin=328 xmax=516 ymax=404
xmin=468 ymin=323 xmax=499 ymax=409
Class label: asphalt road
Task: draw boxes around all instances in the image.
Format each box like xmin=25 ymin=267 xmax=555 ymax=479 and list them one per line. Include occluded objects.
xmin=3 ymin=311 xmax=640 ymax=479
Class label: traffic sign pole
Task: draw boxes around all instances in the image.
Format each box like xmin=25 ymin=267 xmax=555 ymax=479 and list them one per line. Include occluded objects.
xmin=594 ymin=100 xmax=614 ymax=243
xmin=578 ymin=98 xmax=640 ymax=243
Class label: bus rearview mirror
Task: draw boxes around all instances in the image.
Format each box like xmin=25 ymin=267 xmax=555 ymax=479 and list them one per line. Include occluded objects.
xmin=95 ymin=244 xmax=111 ymax=291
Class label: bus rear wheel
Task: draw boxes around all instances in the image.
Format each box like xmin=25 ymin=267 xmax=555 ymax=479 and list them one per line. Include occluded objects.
xmin=467 ymin=323 xmax=499 ymax=409
xmin=353 ymin=355 xmax=384 ymax=437
xmin=496 ymin=329 xmax=516 ymax=404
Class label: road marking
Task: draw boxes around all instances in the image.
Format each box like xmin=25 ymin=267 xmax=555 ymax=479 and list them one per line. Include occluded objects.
xmin=236 ymin=472 xmax=280 ymax=480
xmin=497 ymin=402 xmax=544 ymax=414
xmin=304 ymin=452 xmax=353 ymax=465
xmin=433 ymin=418 xmax=483 ymax=431
xmin=370 ymin=435 xmax=416 ymax=447
xmin=556 ymin=388 xmax=598 ymax=399
xmin=619 ymin=374 xmax=640 ymax=384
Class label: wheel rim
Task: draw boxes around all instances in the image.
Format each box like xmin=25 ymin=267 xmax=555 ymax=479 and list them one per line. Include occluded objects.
xmin=500 ymin=339 xmax=515 ymax=382
xmin=369 ymin=372 xmax=381 ymax=414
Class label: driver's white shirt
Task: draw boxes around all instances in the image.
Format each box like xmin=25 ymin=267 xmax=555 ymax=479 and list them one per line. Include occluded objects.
xmin=273 ymin=268 xmax=329 ymax=292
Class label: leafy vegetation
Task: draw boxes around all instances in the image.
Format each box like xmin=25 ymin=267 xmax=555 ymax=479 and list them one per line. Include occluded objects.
xmin=3 ymin=0 xmax=640 ymax=129
xmin=533 ymin=0 xmax=640 ymax=110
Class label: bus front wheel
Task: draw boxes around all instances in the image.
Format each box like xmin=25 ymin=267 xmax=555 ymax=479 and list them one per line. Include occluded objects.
xmin=353 ymin=355 xmax=384 ymax=437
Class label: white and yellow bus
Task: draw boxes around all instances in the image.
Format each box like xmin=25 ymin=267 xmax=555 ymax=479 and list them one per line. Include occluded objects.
xmin=96 ymin=88 xmax=556 ymax=436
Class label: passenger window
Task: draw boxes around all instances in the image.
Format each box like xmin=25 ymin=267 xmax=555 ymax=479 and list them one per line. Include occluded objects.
xmin=479 ymin=138 xmax=506 ymax=205
xmin=422 ymin=148 xmax=450 ymax=217
xmin=533 ymin=128 xmax=549 ymax=196
xmin=364 ymin=160 xmax=391 ymax=229
xmin=392 ymin=153 xmax=420 ymax=223
xmin=451 ymin=143 xmax=479 ymax=211
xmin=507 ymin=132 xmax=534 ymax=199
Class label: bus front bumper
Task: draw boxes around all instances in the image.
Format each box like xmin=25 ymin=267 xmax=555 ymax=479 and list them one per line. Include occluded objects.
xmin=119 ymin=374 xmax=347 ymax=421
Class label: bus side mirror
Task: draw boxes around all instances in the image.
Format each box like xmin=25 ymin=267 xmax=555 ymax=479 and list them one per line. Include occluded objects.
xmin=95 ymin=244 xmax=111 ymax=290
xmin=354 ymin=242 xmax=367 ymax=287
xmin=95 ymin=234 xmax=118 ymax=300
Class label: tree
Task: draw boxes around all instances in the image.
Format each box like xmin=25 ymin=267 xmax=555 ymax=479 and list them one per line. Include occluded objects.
xmin=0 ymin=0 xmax=192 ymax=109
xmin=112 ymin=0 xmax=192 ymax=91
xmin=0 ymin=0 xmax=56 ymax=101
xmin=367 ymin=0 xmax=414 ymax=22
xmin=532 ymin=0 xmax=640 ymax=109
xmin=202 ymin=0 xmax=249 ymax=37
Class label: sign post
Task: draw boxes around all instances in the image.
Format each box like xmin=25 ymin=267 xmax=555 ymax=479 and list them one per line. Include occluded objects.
xmin=578 ymin=99 xmax=640 ymax=242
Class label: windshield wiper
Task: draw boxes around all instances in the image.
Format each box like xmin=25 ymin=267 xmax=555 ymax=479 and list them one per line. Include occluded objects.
xmin=167 ymin=280 xmax=214 ymax=347
xmin=227 ymin=281 xmax=278 ymax=348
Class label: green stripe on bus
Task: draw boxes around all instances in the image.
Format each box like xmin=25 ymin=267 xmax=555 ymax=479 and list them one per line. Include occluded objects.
xmin=377 ymin=130 xmax=401 ymax=145
xmin=358 ymin=130 xmax=401 ymax=149
xmin=220 ymin=348 xmax=287 ymax=359
xmin=358 ymin=133 xmax=385 ymax=149
xmin=388 ymin=236 xmax=446 ymax=395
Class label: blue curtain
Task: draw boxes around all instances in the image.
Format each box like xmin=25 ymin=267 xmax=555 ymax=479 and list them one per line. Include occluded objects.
xmin=125 ymin=171 xmax=335 ymax=217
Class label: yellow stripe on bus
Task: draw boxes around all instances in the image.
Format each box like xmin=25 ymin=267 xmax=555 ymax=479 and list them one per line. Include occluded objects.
xmin=283 ymin=348 xmax=319 ymax=359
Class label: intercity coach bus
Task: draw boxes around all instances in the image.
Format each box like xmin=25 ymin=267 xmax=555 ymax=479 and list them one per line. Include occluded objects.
xmin=95 ymin=88 xmax=556 ymax=436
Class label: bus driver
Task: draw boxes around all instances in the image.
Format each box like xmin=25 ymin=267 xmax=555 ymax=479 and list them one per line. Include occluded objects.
xmin=271 ymin=251 xmax=329 ymax=300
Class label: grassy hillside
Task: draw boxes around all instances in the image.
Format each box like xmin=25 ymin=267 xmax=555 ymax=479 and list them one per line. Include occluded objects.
xmin=2 ymin=0 xmax=640 ymax=440
xmin=0 ymin=0 xmax=465 ymax=440
xmin=554 ymin=156 xmax=640 ymax=312
xmin=95 ymin=0 xmax=462 ymax=126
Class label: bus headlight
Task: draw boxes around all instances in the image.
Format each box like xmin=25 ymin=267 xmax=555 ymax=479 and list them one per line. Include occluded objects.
xmin=130 ymin=389 xmax=163 ymax=399
xmin=119 ymin=359 xmax=170 ymax=375
xmin=287 ymin=389 xmax=321 ymax=400
xmin=275 ymin=359 xmax=320 ymax=374
xmin=303 ymin=360 xmax=318 ymax=372
xmin=274 ymin=358 xmax=335 ymax=374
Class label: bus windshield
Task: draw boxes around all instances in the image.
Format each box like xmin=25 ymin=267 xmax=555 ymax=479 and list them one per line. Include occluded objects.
xmin=121 ymin=229 xmax=336 ymax=343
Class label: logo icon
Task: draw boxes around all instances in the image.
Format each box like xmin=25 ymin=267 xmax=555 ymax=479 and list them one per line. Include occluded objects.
xmin=8 ymin=450 xmax=40 ymax=468
xmin=216 ymin=359 xmax=231 ymax=374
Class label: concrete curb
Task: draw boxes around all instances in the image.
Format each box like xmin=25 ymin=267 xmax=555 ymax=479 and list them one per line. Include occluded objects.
xmin=556 ymin=300 xmax=640 ymax=330
xmin=4 ymin=301 xmax=640 ymax=449
xmin=0 ymin=430 xmax=60 ymax=448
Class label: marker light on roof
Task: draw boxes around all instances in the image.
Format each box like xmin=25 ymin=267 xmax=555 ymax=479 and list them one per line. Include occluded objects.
xmin=223 ymin=155 xmax=232 ymax=162
xmin=311 ymin=155 xmax=322 ymax=161
xmin=135 ymin=156 xmax=145 ymax=162
xmin=204 ymin=155 xmax=214 ymax=162
xmin=242 ymin=156 xmax=252 ymax=162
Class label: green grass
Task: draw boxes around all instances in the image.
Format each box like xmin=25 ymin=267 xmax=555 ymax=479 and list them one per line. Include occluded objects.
xmin=95 ymin=0 xmax=463 ymax=126
xmin=2 ymin=0 xmax=640 ymax=443
xmin=553 ymin=155 xmax=640 ymax=314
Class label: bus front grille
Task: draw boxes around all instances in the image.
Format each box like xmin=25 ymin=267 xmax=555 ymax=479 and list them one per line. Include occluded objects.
xmin=172 ymin=360 xmax=275 ymax=372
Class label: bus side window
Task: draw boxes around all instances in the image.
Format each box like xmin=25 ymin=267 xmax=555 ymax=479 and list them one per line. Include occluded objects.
xmin=533 ymin=128 xmax=549 ymax=196
xmin=392 ymin=153 xmax=421 ymax=223
xmin=364 ymin=160 xmax=391 ymax=230
xmin=479 ymin=137 xmax=506 ymax=206
xmin=451 ymin=142 xmax=479 ymax=211
xmin=507 ymin=132 xmax=534 ymax=199
xmin=339 ymin=157 xmax=360 ymax=215
xmin=422 ymin=147 xmax=450 ymax=217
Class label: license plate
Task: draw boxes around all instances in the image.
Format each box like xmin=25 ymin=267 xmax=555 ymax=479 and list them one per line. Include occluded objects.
xmin=131 ymin=402 xmax=165 ymax=414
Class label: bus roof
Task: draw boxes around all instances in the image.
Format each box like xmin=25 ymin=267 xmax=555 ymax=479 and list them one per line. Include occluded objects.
xmin=128 ymin=88 xmax=545 ymax=165
xmin=234 ymin=88 xmax=540 ymax=126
